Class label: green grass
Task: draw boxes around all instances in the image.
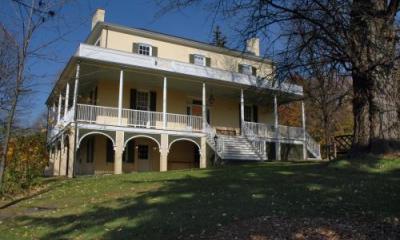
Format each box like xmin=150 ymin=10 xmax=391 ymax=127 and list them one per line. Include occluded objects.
xmin=0 ymin=157 xmax=399 ymax=239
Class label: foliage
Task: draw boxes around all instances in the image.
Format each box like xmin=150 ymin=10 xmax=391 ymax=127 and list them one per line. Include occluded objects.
xmin=1 ymin=131 xmax=48 ymax=195
xmin=0 ymin=157 xmax=399 ymax=239
xmin=211 ymin=25 xmax=227 ymax=47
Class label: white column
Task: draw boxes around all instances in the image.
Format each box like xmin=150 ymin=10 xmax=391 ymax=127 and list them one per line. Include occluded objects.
xmin=240 ymin=89 xmax=244 ymax=135
xmin=72 ymin=63 xmax=80 ymax=119
xmin=64 ymin=83 xmax=70 ymax=117
xmin=202 ymin=82 xmax=206 ymax=131
xmin=301 ymin=100 xmax=307 ymax=160
xmin=274 ymin=95 xmax=281 ymax=160
xmin=118 ymin=69 xmax=124 ymax=125
xmin=163 ymin=77 xmax=167 ymax=129
xmin=57 ymin=93 xmax=62 ymax=123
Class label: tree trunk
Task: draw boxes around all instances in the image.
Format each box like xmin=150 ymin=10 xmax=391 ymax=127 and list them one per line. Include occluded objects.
xmin=350 ymin=0 xmax=400 ymax=155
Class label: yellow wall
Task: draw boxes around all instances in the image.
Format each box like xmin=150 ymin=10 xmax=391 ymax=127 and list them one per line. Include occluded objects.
xmin=93 ymin=79 xmax=275 ymax=129
xmin=97 ymin=29 xmax=273 ymax=78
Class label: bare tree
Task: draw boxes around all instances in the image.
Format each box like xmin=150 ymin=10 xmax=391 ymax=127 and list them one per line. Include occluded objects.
xmin=156 ymin=0 xmax=400 ymax=155
xmin=0 ymin=0 xmax=70 ymax=189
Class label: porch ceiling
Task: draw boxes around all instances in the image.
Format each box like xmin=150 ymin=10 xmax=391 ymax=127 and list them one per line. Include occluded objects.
xmin=77 ymin=61 xmax=299 ymax=105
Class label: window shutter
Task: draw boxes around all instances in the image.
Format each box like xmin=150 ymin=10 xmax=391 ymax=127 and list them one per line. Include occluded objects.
xmin=152 ymin=46 xmax=158 ymax=57
xmin=124 ymin=140 xmax=135 ymax=163
xmin=132 ymin=43 xmax=139 ymax=53
xmin=205 ymin=57 xmax=211 ymax=67
xmin=187 ymin=106 xmax=191 ymax=115
xmin=252 ymin=67 xmax=257 ymax=76
xmin=189 ymin=54 xmax=195 ymax=64
xmin=94 ymin=86 xmax=98 ymax=105
xmin=150 ymin=91 xmax=157 ymax=111
xmin=130 ymin=89 xmax=137 ymax=109
xmin=106 ymin=138 xmax=114 ymax=163
xmin=253 ymin=105 xmax=258 ymax=123
xmin=238 ymin=64 xmax=243 ymax=73
xmin=207 ymin=109 xmax=210 ymax=124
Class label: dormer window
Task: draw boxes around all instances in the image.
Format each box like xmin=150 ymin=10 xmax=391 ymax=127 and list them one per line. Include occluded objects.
xmin=138 ymin=44 xmax=152 ymax=56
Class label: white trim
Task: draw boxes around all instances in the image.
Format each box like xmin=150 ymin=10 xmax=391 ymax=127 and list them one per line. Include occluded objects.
xmin=168 ymin=138 xmax=200 ymax=151
xmin=123 ymin=135 xmax=161 ymax=150
xmin=77 ymin=131 xmax=115 ymax=149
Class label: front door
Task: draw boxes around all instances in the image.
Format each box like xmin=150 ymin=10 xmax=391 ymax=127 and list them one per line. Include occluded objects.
xmin=137 ymin=145 xmax=150 ymax=171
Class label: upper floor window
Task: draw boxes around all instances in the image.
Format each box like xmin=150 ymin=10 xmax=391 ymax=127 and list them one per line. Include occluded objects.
xmin=194 ymin=54 xmax=205 ymax=66
xmin=132 ymin=43 xmax=158 ymax=57
xmin=138 ymin=44 xmax=152 ymax=56
xmin=190 ymin=54 xmax=211 ymax=67
xmin=239 ymin=64 xmax=257 ymax=76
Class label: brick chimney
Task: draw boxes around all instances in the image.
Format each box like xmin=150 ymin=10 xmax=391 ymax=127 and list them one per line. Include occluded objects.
xmin=246 ymin=38 xmax=260 ymax=56
xmin=92 ymin=9 xmax=105 ymax=30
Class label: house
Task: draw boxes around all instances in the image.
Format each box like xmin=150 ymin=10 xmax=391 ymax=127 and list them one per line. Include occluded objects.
xmin=46 ymin=9 xmax=321 ymax=178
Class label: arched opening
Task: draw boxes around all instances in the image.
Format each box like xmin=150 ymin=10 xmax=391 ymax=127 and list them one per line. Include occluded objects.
xmin=76 ymin=133 xmax=115 ymax=175
xmin=168 ymin=139 xmax=200 ymax=170
xmin=123 ymin=136 xmax=160 ymax=173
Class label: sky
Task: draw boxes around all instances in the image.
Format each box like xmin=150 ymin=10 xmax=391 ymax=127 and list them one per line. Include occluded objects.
xmin=1 ymin=0 xmax=274 ymax=125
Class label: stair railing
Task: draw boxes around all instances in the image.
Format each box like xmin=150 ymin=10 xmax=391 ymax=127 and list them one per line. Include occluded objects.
xmin=305 ymin=132 xmax=321 ymax=159
xmin=204 ymin=123 xmax=224 ymax=158
xmin=242 ymin=122 xmax=266 ymax=158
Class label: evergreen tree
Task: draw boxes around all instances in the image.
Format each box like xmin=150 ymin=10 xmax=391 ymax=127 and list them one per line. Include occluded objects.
xmin=211 ymin=25 xmax=227 ymax=47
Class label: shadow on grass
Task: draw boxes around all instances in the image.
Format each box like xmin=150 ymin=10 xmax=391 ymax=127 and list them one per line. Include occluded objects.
xmin=12 ymin=160 xmax=400 ymax=239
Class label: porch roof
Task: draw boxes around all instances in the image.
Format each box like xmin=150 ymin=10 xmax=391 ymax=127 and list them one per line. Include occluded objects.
xmin=46 ymin=44 xmax=303 ymax=105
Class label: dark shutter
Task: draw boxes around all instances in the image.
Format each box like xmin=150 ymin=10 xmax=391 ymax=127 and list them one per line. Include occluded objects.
xmin=207 ymin=109 xmax=210 ymax=124
xmin=132 ymin=43 xmax=139 ymax=53
xmin=189 ymin=54 xmax=195 ymax=64
xmin=238 ymin=64 xmax=243 ymax=73
xmin=253 ymin=105 xmax=258 ymax=123
xmin=205 ymin=57 xmax=211 ymax=67
xmin=94 ymin=86 xmax=98 ymax=105
xmin=130 ymin=89 xmax=137 ymax=109
xmin=252 ymin=67 xmax=257 ymax=76
xmin=106 ymin=138 xmax=114 ymax=163
xmin=150 ymin=91 xmax=157 ymax=111
xmin=187 ymin=106 xmax=191 ymax=115
xmin=152 ymin=46 xmax=158 ymax=57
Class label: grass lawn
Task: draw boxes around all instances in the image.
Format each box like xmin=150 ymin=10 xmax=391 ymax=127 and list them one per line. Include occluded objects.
xmin=0 ymin=157 xmax=399 ymax=239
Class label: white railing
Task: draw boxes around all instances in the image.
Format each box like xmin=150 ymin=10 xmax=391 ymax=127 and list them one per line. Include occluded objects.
xmin=204 ymin=123 xmax=225 ymax=158
xmin=278 ymin=125 xmax=304 ymax=140
xmin=244 ymin=121 xmax=275 ymax=138
xmin=77 ymin=104 xmax=119 ymax=125
xmin=166 ymin=113 xmax=203 ymax=132
xmin=122 ymin=108 xmax=163 ymax=128
xmin=76 ymin=104 xmax=203 ymax=132
xmin=242 ymin=122 xmax=266 ymax=157
xmin=306 ymin=132 xmax=321 ymax=158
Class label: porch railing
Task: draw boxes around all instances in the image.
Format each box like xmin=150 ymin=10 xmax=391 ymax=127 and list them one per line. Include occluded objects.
xmin=244 ymin=121 xmax=275 ymax=138
xmin=278 ymin=125 xmax=304 ymax=140
xmin=76 ymin=104 xmax=203 ymax=132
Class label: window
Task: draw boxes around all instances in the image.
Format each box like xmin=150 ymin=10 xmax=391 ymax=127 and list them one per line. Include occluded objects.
xmin=241 ymin=64 xmax=252 ymax=75
xmin=244 ymin=105 xmax=253 ymax=122
xmin=138 ymin=44 xmax=152 ymax=56
xmin=138 ymin=145 xmax=149 ymax=160
xmin=193 ymin=54 xmax=206 ymax=66
xmin=136 ymin=91 xmax=149 ymax=110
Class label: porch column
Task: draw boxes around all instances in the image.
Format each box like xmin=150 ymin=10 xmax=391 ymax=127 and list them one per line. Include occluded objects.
xmin=160 ymin=133 xmax=169 ymax=172
xmin=67 ymin=128 xmax=76 ymax=178
xmin=64 ymin=83 xmax=70 ymax=117
xmin=72 ymin=63 xmax=80 ymax=119
xmin=301 ymin=101 xmax=307 ymax=160
xmin=114 ymin=131 xmax=124 ymax=174
xmin=202 ymin=82 xmax=206 ymax=131
xmin=163 ymin=77 xmax=167 ymax=129
xmin=57 ymin=93 xmax=62 ymax=123
xmin=274 ymin=95 xmax=281 ymax=160
xmin=60 ymin=134 xmax=67 ymax=176
xmin=240 ymin=89 xmax=244 ymax=135
xmin=118 ymin=69 xmax=124 ymax=125
xmin=200 ymin=137 xmax=207 ymax=168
